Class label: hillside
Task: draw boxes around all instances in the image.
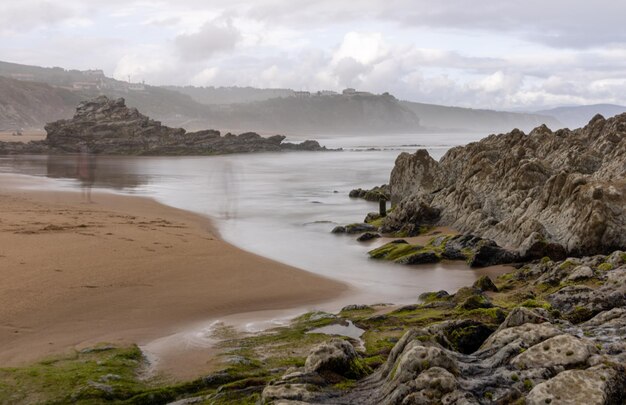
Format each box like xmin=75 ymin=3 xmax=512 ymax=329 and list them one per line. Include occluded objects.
xmin=0 ymin=60 xmax=569 ymax=134
xmin=536 ymin=104 xmax=626 ymax=128
xmin=200 ymin=93 xmax=422 ymax=134
xmin=165 ymin=85 xmax=294 ymax=105
xmin=0 ymin=61 xmax=210 ymax=130
xmin=0 ymin=77 xmax=81 ymax=130
xmin=401 ymin=100 xmax=562 ymax=132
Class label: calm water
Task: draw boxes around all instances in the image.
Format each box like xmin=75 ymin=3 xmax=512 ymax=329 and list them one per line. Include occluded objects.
xmin=0 ymin=132 xmax=503 ymax=311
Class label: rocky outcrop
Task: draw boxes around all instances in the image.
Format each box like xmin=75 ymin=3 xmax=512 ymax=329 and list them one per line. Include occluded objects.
xmin=367 ymin=234 xmax=521 ymax=268
xmin=260 ymin=254 xmax=626 ymax=404
xmin=349 ymin=184 xmax=390 ymax=202
xmin=0 ymin=96 xmax=329 ymax=155
xmin=384 ymin=115 xmax=626 ymax=256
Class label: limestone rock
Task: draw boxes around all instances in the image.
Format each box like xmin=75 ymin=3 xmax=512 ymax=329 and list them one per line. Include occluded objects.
xmin=472 ymin=275 xmax=498 ymax=292
xmin=496 ymin=307 xmax=550 ymax=330
xmin=304 ymin=339 xmax=363 ymax=378
xmin=262 ymin=384 xmax=317 ymax=404
xmin=385 ymin=115 xmax=626 ymax=256
xmin=526 ymin=365 xmax=625 ymax=405
xmin=356 ymin=232 xmax=381 ymax=242
xmin=481 ymin=322 xmax=560 ymax=351
xmin=511 ymin=334 xmax=597 ymax=369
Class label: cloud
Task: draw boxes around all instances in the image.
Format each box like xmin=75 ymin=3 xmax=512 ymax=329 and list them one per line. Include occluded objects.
xmin=174 ymin=18 xmax=242 ymax=61
xmin=0 ymin=1 xmax=77 ymax=33
xmin=3 ymin=0 xmax=626 ymax=109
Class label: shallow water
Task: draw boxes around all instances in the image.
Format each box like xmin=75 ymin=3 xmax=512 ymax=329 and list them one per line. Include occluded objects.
xmin=0 ymin=132 xmax=512 ymax=365
xmin=0 ymin=132 xmax=506 ymax=308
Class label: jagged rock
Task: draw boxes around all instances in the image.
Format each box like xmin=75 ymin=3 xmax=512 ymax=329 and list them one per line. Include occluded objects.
xmin=1 ymin=96 xmax=328 ymax=155
xmin=349 ymin=184 xmax=390 ymax=202
xmin=481 ymin=322 xmax=560 ymax=351
xmin=526 ymin=365 xmax=625 ymax=405
xmin=332 ymin=223 xmax=378 ymax=234
xmin=394 ymin=251 xmax=439 ymax=265
xmin=385 ymin=115 xmax=626 ymax=256
xmin=459 ymin=294 xmax=492 ymax=310
xmin=262 ymin=384 xmax=317 ymax=404
xmin=357 ymin=232 xmax=381 ymax=242
xmin=496 ymin=307 xmax=550 ymax=330
xmin=304 ymin=339 xmax=364 ymax=378
xmin=401 ymin=367 xmax=458 ymax=404
xmin=468 ymin=239 xmax=520 ymax=267
xmin=472 ymin=275 xmax=498 ymax=292
xmin=547 ymin=276 xmax=626 ymax=323
xmin=511 ymin=334 xmax=598 ymax=369
xmin=268 ymin=254 xmax=626 ymax=405
xmin=380 ymin=200 xmax=441 ymax=237
xmin=341 ymin=304 xmax=371 ymax=312
xmin=364 ymin=212 xmax=382 ymax=223
xmin=565 ymin=265 xmax=594 ymax=282
xmin=605 ymin=250 xmax=626 ymax=267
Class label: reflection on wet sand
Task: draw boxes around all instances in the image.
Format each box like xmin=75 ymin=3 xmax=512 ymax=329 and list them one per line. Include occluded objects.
xmin=0 ymin=134 xmax=511 ymax=309
xmin=76 ymin=148 xmax=96 ymax=203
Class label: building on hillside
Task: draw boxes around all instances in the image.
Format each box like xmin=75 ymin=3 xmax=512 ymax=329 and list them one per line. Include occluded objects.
xmin=293 ymin=91 xmax=311 ymax=98
xmin=317 ymin=90 xmax=338 ymax=96
xmin=83 ymin=69 xmax=105 ymax=78
xmin=72 ymin=81 xmax=100 ymax=90
xmin=342 ymin=88 xmax=373 ymax=96
xmin=10 ymin=73 xmax=35 ymax=81
xmin=128 ymin=81 xmax=146 ymax=91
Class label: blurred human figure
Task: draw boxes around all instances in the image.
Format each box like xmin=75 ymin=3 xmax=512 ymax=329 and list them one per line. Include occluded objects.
xmin=76 ymin=144 xmax=96 ymax=203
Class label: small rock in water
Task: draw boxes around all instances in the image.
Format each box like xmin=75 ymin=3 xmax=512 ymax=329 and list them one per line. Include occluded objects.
xmin=357 ymin=232 xmax=381 ymax=242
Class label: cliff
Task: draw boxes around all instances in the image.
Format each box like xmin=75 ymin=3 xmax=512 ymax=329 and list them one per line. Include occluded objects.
xmin=0 ymin=96 xmax=327 ymax=155
xmin=383 ymin=114 xmax=626 ymax=257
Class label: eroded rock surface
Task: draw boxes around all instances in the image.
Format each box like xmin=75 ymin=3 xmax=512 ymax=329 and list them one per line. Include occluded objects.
xmin=260 ymin=256 xmax=626 ymax=405
xmin=384 ymin=116 xmax=626 ymax=256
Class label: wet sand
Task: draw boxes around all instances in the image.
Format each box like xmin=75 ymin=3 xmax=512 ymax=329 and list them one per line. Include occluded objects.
xmin=0 ymin=174 xmax=348 ymax=376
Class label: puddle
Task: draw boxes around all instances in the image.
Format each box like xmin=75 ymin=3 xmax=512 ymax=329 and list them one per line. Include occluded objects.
xmin=307 ymin=320 xmax=365 ymax=342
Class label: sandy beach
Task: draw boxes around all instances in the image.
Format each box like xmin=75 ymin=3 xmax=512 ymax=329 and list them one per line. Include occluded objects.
xmin=0 ymin=131 xmax=46 ymax=143
xmin=0 ymin=174 xmax=347 ymax=376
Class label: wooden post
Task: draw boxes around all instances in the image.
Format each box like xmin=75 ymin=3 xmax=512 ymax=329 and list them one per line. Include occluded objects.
xmin=379 ymin=198 xmax=387 ymax=217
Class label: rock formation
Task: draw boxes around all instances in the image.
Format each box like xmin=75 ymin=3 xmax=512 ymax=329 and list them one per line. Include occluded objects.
xmin=384 ymin=114 xmax=626 ymax=257
xmin=0 ymin=96 xmax=329 ymax=155
xmin=260 ymin=253 xmax=626 ymax=404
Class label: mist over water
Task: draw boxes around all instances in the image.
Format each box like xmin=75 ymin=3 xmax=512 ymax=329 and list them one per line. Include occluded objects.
xmin=0 ymin=132 xmax=505 ymax=310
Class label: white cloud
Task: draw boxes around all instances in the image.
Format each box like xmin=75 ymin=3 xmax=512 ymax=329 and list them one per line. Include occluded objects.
xmin=174 ymin=18 xmax=242 ymax=61
xmin=2 ymin=0 xmax=626 ymax=108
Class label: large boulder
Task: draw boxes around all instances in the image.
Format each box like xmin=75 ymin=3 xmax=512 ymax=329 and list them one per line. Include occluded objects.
xmin=526 ymin=365 xmax=626 ymax=405
xmin=384 ymin=114 xmax=626 ymax=256
xmin=304 ymin=338 xmax=365 ymax=379
xmin=511 ymin=334 xmax=598 ymax=369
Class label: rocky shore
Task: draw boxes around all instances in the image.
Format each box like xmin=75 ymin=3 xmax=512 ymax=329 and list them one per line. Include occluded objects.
xmin=0 ymin=96 xmax=329 ymax=155
xmin=258 ymin=252 xmax=626 ymax=404
xmin=2 ymin=117 xmax=625 ymax=405
xmin=382 ymin=114 xmax=626 ymax=258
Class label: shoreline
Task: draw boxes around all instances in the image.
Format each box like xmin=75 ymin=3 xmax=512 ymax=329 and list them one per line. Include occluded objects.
xmin=0 ymin=173 xmax=349 ymax=378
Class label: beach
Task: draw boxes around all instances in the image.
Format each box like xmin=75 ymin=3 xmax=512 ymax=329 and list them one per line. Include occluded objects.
xmin=0 ymin=174 xmax=348 ymax=376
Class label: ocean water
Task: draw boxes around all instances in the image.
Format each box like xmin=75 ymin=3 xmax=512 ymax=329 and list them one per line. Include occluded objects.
xmin=0 ymin=132 xmax=503 ymax=311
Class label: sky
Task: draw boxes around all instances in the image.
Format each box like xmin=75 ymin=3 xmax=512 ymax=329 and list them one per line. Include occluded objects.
xmin=1 ymin=0 xmax=626 ymax=110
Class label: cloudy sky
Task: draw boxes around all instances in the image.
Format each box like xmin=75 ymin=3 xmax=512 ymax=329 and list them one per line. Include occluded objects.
xmin=2 ymin=0 xmax=626 ymax=109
